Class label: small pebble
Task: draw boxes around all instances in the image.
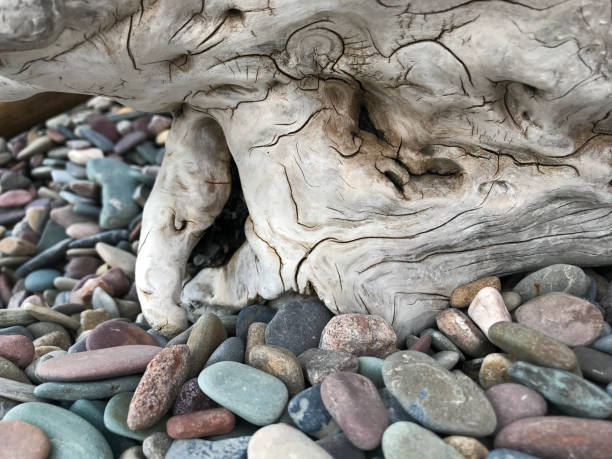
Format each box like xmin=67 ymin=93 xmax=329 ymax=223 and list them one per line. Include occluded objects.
xmin=443 ymin=436 xmax=489 ymax=459
xmin=450 ymin=276 xmax=501 ymax=308
xmin=172 ymin=378 xmax=218 ymax=416
xmin=86 ymin=320 xmax=159 ymax=350
xmin=186 ymin=313 xmax=227 ymax=378
xmin=166 ymin=408 xmax=235 ymax=439
xmin=165 ymin=436 xmax=251 ymax=459
xmin=478 ymin=353 xmax=516 ymax=389
xmin=249 ymin=344 xmax=305 ymax=396
xmin=288 ymin=384 xmax=338 ymax=439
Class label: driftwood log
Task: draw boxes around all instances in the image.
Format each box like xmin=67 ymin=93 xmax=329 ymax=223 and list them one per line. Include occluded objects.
xmin=1 ymin=0 xmax=611 ymax=339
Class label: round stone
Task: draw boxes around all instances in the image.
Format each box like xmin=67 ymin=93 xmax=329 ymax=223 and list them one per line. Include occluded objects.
xmin=382 ymin=351 xmax=497 ymax=436
xmin=86 ymin=320 xmax=159 ymax=350
xmin=236 ymin=305 xmax=276 ymax=341
xmin=478 ymin=353 xmax=516 ymax=390
xmin=265 ymin=299 xmax=333 ymax=356
xmin=288 ymin=385 xmax=338 ymax=439
xmin=321 ymin=372 xmax=388 ymax=450
xmin=172 ymin=378 xmax=218 ymax=416
xmin=319 ymin=314 xmax=396 ymax=358
xmin=514 ymin=292 xmax=603 ymax=346
xmin=443 ymin=436 xmax=490 ymax=459
xmin=198 ymin=361 xmax=288 ymax=426
xmin=24 ymin=269 xmax=61 ymax=291
xmin=435 ymin=308 xmax=495 ymax=357
xmin=494 ymin=416 xmax=612 ymax=459
xmin=205 ymin=337 xmax=244 ymax=368
xmin=186 ymin=313 xmax=227 ymax=378
xmin=467 ymin=287 xmax=512 ymax=337
xmin=0 ymin=335 xmax=34 ymax=368
xmin=450 ymin=276 xmax=501 ymax=308
xmin=248 ymin=344 xmax=305 ymax=396
xmin=298 ymin=348 xmax=359 ymax=386
xmin=485 ymin=383 xmax=547 ymax=432
xmin=248 ymin=424 xmax=332 ymax=459
xmin=382 ymin=421 xmax=463 ymax=459
xmin=0 ymin=420 xmax=50 ymax=459
xmin=513 ymin=264 xmax=591 ymax=301
xmin=166 ymin=408 xmax=235 ymax=439
xmin=573 ymin=346 xmax=612 ymax=383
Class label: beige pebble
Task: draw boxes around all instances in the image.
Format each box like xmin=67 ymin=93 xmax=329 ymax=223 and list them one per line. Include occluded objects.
xmin=478 ymin=353 xmax=516 ymax=390
xmin=450 ymin=276 xmax=501 ymax=308
xmin=467 ymin=287 xmax=511 ymax=337
xmin=245 ymin=322 xmax=267 ymax=364
xmin=444 ymin=436 xmax=489 ymax=459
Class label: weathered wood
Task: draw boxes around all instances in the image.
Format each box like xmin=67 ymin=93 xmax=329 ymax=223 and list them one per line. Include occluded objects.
xmin=0 ymin=1 xmax=610 ymax=338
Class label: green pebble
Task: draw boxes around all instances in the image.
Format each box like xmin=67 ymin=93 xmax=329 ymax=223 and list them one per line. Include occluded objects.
xmin=358 ymin=356 xmax=385 ymax=388
xmin=103 ymin=392 xmax=168 ymax=441
xmin=34 ymin=375 xmax=141 ymax=400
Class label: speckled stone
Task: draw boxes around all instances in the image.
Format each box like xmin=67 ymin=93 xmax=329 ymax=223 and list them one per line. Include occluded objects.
xmin=319 ymin=314 xmax=396 ymax=358
xmin=382 ymin=422 xmax=463 ymax=459
xmin=245 ymin=322 xmax=266 ymax=364
xmin=0 ymin=419 xmax=50 ymax=459
xmin=172 ymin=378 xmax=218 ymax=416
xmin=86 ymin=320 xmax=159 ymax=350
xmin=494 ymin=416 xmax=612 ymax=459
xmin=165 ymin=436 xmax=251 ymax=459
xmin=142 ymin=432 xmax=172 ymax=459
xmin=32 ymin=331 xmax=71 ymax=351
xmin=127 ymin=345 xmax=189 ymax=430
xmin=0 ymin=335 xmax=34 ymax=368
xmin=205 ymin=337 xmax=244 ymax=368
xmin=513 ymin=264 xmax=591 ymax=301
xmin=288 ymin=385 xmax=338 ymax=439
xmin=485 ymin=383 xmax=547 ymax=432
xmin=249 ymin=345 xmax=305 ymax=396
xmin=248 ymin=424 xmax=332 ymax=459
xmin=321 ymin=372 xmax=388 ymax=450
xmin=443 ymin=436 xmax=489 ymax=459
xmin=382 ymin=351 xmax=497 ymax=436
xmin=478 ymin=353 xmax=516 ymax=390
xmin=298 ymin=348 xmax=359 ymax=386
xmin=514 ymin=293 xmax=603 ymax=346
xmin=573 ymin=346 xmax=612 ymax=383
xmin=186 ymin=313 xmax=227 ymax=378
xmin=436 ymin=308 xmax=495 ymax=357
xmin=507 ymin=361 xmax=612 ymax=418
xmin=450 ymin=276 xmax=501 ymax=308
xmin=166 ymin=408 xmax=235 ymax=439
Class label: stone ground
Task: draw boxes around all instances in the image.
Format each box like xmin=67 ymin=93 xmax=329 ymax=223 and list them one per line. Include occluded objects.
xmin=0 ymin=97 xmax=611 ymax=459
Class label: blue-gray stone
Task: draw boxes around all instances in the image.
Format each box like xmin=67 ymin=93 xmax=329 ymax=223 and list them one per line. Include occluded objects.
xmin=513 ymin=264 xmax=591 ymax=301
xmin=25 ymin=268 xmax=61 ymax=291
xmin=147 ymin=329 xmax=168 ymax=347
xmin=51 ymin=169 xmax=74 ymax=183
xmin=57 ymin=126 xmax=76 ymax=140
xmin=265 ymin=298 xmax=332 ymax=356
xmin=135 ymin=142 xmax=160 ymax=164
xmin=73 ymin=202 xmax=102 ymax=219
xmin=4 ymin=401 xmax=113 ymax=459
xmin=87 ymin=158 xmax=142 ymax=229
xmin=507 ymin=361 xmax=612 ymax=418
xmin=585 ymin=277 xmax=598 ymax=301
xmin=68 ymin=335 xmax=88 ymax=353
xmin=37 ymin=220 xmax=68 ymax=251
xmin=198 ymin=361 xmax=288 ymax=426
xmin=382 ymin=421 xmax=463 ymax=459
xmin=59 ymin=191 xmax=97 ymax=206
xmin=107 ymin=111 xmax=146 ymax=122
xmin=78 ymin=128 xmax=115 ymax=152
xmin=607 ymin=382 xmax=612 ymax=396
xmin=0 ymin=326 xmax=33 ymax=340
xmin=599 ymin=321 xmax=612 ymax=338
xmin=34 ymin=375 xmax=141 ymax=400
xmin=70 ymin=399 xmax=138 ymax=457
xmin=358 ymin=356 xmax=385 ymax=387
xmin=128 ymin=169 xmax=155 ymax=186
xmin=103 ymin=392 xmax=167 ymax=440
xmin=593 ymin=334 xmax=612 ymax=354
xmin=487 ymin=449 xmax=539 ymax=459
xmin=66 ymin=163 xmax=87 ymax=179
xmin=16 ymin=238 xmax=71 ymax=277
xmin=68 ymin=229 xmax=129 ymax=249
xmin=379 ymin=388 xmax=413 ymax=423
xmin=419 ymin=328 xmax=465 ymax=361
xmin=288 ymin=385 xmax=337 ymax=439
xmin=116 ymin=240 xmax=133 ymax=252
xmin=236 ymin=304 xmax=276 ymax=341
xmin=205 ymin=337 xmax=244 ymax=368
xmin=316 ymin=433 xmax=366 ymax=459
xmin=165 ymin=437 xmax=251 ymax=459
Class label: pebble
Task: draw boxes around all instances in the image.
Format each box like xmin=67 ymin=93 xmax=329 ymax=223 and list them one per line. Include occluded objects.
xmin=0 ymin=309 xmax=36 ymax=327
xmin=573 ymin=346 xmax=612 ymax=383
xmin=379 ymin=387 xmax=413 ymax=423
xmin=186 ymin=313 xmax=227 ymax=378
xmin=205 ymin=336 xmax=244 ymax=368
xmin=357 ymin=356 xmax=385 ymax=387
xmin=485 ymin=383 xmax=547 ymax=432
xmin=0 ymin=419 xmax=50 ymax=459
xmin=478 ymin=353 xmax=516 ymax=389
xmin=467 ymin=287 xmax=512 ymax=337
xmin=501 ymin=291 xmax=522 ymax=311
xmin=319 ymin=314 xmax=396 ymax=358
xmin=142 ymin=432 xmax=172 ymax=459
xmin=0 ymin=376 xmax=41 ymax=402
xmin=65 ymin=256 xmax=102 ymax=278
xmin=249 ymin=344 xmax=305 ymax=396
xmin=288 ymin=385 xmax=338 ymax=439
xmin=166 ymin=408 xmax=235 ymax=439
xmin=0 ymin=236 xmax=37 ymax=256
xmin=450 ymin=276 xmax=501 ymax=308
xmin=494 ymin=416 xmax=612 ymax=459
xmin=36 ymin=345 xmax=161 ymax=381
xmin=236 ymin=305 xmax=276 ymax=341
xmin=514 ymin=292 xmax=603 ymax=346
xmin=0 ymin=356 xmax=31 ymax=383
xmin=127 ymin=345 xmax=189 ymax=430
xmin=248 ymin=424 xmax=332 ymax=459
xmin=0 ymin=397 xmax=19 ymax=420
xmin=66 ymin=222 xmax=102 ymax=239
xmin=443 ymin=436 xmax=489 ymax=459
xmin=316 ymin=433 xmax=365 ymax=459
xmin=382 ymin=421 xmax=463 ymax=459
xmin=513 ymin=264 xmax=591 ymax=301
xmin=104 ymin=392 xmax=167 ymax=441
xmin=507 ymin=361 xmax=612 ymax=418
xmin=298 ymin=348 xmax=359 ymax=385
xmin=382 ymin=351 xmax=497 ymax=436
xmin=407 ymin=333 xmax=431 ymax=352
xmin=4 ymin=401 xmax=112 ymax=458
xmin=433 ymin=351 xmax=461 ymax=370
xmin=33 ymin=375 xmax=141 ymax=400
xmin=593 ymin=334 xmax=612 ymax=354
xmin=68 ymin=147 xmax=104 ymax=165
xmin=172 ymin=377 xmax=218 ymax=416
xmin=165 ymin=436 xmax=251 ymax=459
xmin=321 ymin=371 xmax=388 ymax=450
xmin=95 ymin=242 xmax=136 ymax=277
xmin=487 ymin=321 xmax=578 ymax=373
xmin=80 ymin=309 xmax=111 ymax=331
xmin=245 ymin=322 xmax=267 ymax=363
xmin=420 ymin=328 xmax=465 ymax=360
xmin=24 ymin=268 xmax=61 ymax=291
xmin=22 ymin=303 xmax=80 ymax=331
xmin=0 ymin=189 xmax=34 ymax=208
xmin=79 ymin=127 xmax=116 ymax=151
xmin=436 ymin=308 xmax=495 ymax=357
xmin=16 ymin=136 xmax=54 ymax=160
xmin=0 ymin=335 xmax=34 ymax=368
xmin=86 ymin=320 xmax=159 ymax=350
xmin=33 ymin=330 xmax=71 ymax=350
xmin=265 ymin=298 xmax=332 ymax=356
xmin=198 ymin=361 xmax=288 ymax=426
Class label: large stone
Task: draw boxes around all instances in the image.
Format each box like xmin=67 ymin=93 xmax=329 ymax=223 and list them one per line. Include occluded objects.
xmin=382 ymin=422 xmax=463 ymax=459
xmin=513 ymin=264 xmax=591 ymax=301
xmin=514 ymin=293 xmax=603 ymax=346
xmin=319 ymin=314 xmax=396 ymax=358
xmin=288 ymin=385 xmax=338 ymax=439
xmin=248 ymin=424 xmax=332 ymax=459
xmin=382 ymin=351 xmax=497 ymax=436
xmin=485 ymin=383 xmax=547 ymax=432
xmin=0 ymin=419 xmax=50 ymax=459
xmin=298 ymin=348 xmax=359 ymax=386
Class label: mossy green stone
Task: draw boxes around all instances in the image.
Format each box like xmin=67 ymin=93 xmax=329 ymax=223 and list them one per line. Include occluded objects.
xmin=358 ymin=356 xmax=385 ymax=388
xmin=103 ymin=392 xmax=167 ymax=440
xmin=34 ymin=375 xmax=141 ymax=400
xmin=382 ymin=421 xmax=463 ymax=459
xmin=4 ymin=401 xmax=113 ymax=459
xmin=198 ymin=361 xmax=288 ymax=426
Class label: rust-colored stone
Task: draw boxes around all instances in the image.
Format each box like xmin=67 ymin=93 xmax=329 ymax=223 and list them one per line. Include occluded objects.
xmin=0 ymin=420 xmax=50 ymax=459
xmin=166 ymin=408 xmax=235 ymax=439
xmin=451 ymin=277 xmax=501 ymax=308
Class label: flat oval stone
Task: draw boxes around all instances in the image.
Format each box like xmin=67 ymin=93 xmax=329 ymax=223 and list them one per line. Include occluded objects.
xmin=382 ymin=421 xmax=463 ymax=459
xmin=198 ymin=361 xmax=288 ymax=426
xmin=321 ymin=372 xmax=388 ymax=450
xmin=467 ymin=287 xmax=512 ymax=337
xmin=0 ymin=335 xmax=34 ymax=368
xmin=443 ymin=436 xmax=489 ymax=459
xmin=573 ymin=346 xmax=612 ymax=383
xmin=479 ymin=353 xmax=516 ymax=390
xmin=514 ymin=293 xmax=603 ymax=346
xmin=513 ymin=264 xmax=591 ymax=301
xmin=127 ymin=345 xmax=189 ymax=430
xmin=507 ymin=361 xmax=612 ymax=418
xmin=236 ymin=305 xmax=276 ymax=341
xmin=450 ymin=276 xmax=501 ymax=308
xmin=0 ymin=419 xmax=50 ymax=459
xmin=165 ymin=436 xmax=251 ymax=459
xmin=248 ymin=424 xmax=332 ymax=459
xmin=22 ymin=303 xmax=80 ymax=331
xmin=4 ymin=401 xmax=112 ymax=459
xmin=436 ymin=308 xmax=495 ymax=357
xmin=36 ymin=345 xmax=161 ymax=381
xmin=24 ymin=269 xmax=61 ymax=291
xmin=104 ymin=392 xmax=167 ymax=441
xmin=205 ymin=337 xmax=244 ymax=368
xmin=265 ymin=299 xmax=333 ymax=356
xmin=298 ymin=348 xmax=359 ymax=386
xmin=33 ymin=375 xmax=141 ymax=400
xmin=172 ymin=378 xmax=218 ymax=416
xmin=166 ymin=408 xmax=235 ymax=439
xmin=382 ymin=351 xmax=497 ymax=436
xmin=319 ymin=314 xmax=396 ymax=358
xmin=86 ymin=320 xmax=159 ymax=350
xmin=358 ymin=356 xmax=385 ymax=387
xmin=494 ymin=416 xmax=612 ymax=459
xmin=249 ymin=344 xmax=305 ymax=396
xmin=186 ymin=313 xmax=227 ymax=378
xmin=288 ymin=385 xmax=338 ymax=439
xmin=485 ymin=383 xmax=547 ymax=432
xmin=487 ymin=322 xmax=578 ymax=372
